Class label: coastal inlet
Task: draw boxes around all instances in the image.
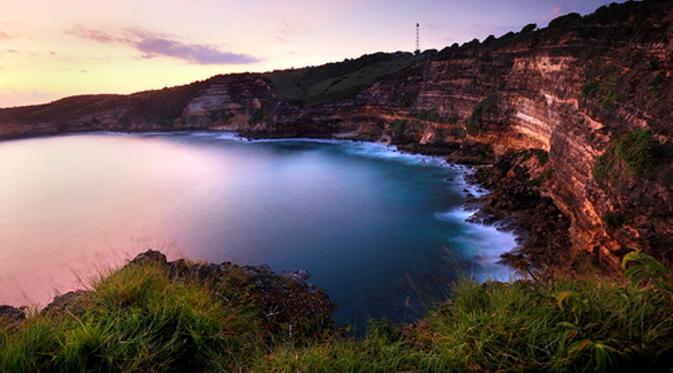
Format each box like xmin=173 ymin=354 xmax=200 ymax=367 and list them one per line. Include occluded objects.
xmin=0 ymin=132 xmax=516 ymax=328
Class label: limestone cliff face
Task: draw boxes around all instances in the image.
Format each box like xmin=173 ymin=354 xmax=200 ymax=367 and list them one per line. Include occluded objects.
xmin=1 ymin=1 xmax=671 ymax=265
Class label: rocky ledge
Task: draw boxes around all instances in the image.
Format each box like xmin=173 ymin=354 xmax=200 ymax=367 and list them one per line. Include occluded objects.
xmin=0 ymin=250 xmax=335 ymax=339
xmin=464 ymin=151 xmax=574 ymax=270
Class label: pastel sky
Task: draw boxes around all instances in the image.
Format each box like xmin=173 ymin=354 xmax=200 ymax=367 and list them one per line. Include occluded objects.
xmin=0 ymin=0 xmax=619 ymax=108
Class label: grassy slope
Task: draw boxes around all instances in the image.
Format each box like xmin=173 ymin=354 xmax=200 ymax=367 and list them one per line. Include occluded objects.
xmin=263 ymin=52 xmax=422 ymax=107
xmin=1 ymin=253 xmax=672 ymax=372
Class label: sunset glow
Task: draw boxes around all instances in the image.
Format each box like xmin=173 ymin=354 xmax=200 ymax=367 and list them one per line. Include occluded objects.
xmin=1 ymin=0 xmax=614 ymax=107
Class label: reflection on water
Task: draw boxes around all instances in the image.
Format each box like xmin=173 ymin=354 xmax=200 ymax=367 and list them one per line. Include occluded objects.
xmin=0 ymin=132 xmax=516 ymax=327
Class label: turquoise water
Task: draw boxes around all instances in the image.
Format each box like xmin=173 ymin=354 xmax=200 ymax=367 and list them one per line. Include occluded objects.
xmin=0 ymin=132 xmax=516 ymax=327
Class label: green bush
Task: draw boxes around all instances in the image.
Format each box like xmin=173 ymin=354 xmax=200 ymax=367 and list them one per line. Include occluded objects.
xmin=581 ymin=68 xmax=621 ymax=111
xmin=593 ymin=152 xmax=613 ymax=181
xmin=594 ymin=128 xmax=661 ymax=182
xmin=615 ymin=128 xmax=661 ymax=175
xmin=466 ymin=93 xmax=498 ymax=135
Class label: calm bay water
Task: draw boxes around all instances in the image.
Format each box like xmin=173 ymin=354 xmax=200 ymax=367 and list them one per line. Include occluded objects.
xmin=0 ymin=132 xmax=516 ymax=327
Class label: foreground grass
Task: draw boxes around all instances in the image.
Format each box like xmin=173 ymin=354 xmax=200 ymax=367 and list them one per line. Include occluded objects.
xmin=0 ymin=264 xmax=263 ymax=372
xmin=1 ymin=252 xmax=672 ymax=372
xmin=257 ymin=278 xmax=673 ymax=372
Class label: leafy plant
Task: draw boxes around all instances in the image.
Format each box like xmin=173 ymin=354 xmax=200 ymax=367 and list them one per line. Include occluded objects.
xmin=622 ymin=251 xmax=673 ymax=295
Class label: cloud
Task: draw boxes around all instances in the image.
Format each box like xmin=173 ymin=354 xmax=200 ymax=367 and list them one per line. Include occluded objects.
xmin=0 ymin=31 xmax=10 ymax=40
xmin=134 ymin=37 xmax=259 ymax=64
xmin=66 ymin=25 xmax=122 ymax=44
xmin=66 ymin=25 xmax=260 ymax=65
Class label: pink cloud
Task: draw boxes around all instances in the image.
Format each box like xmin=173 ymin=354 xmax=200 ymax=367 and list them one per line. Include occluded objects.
xmin=66 ymin=25 xmax=122 ymax=44
xmin=65 ymin=25 xmax=259 ymax=65
xmin=135 ymin=37 xmax=259 ymax=64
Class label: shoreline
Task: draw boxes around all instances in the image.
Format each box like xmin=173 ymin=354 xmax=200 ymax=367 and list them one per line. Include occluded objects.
xmin=2 ymin=129 xmax=552 ymax=270
xmin=0 ymin=130 xmax=524 ymax=313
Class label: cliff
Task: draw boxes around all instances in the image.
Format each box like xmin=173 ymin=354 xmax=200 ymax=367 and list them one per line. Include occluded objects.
xmin=1 ymin=0 xmax=672 ymax=267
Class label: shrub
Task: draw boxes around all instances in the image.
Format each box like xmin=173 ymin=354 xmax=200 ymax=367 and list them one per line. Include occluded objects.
xmin=594 ymin=128 xmax=662 ymax=182
xmin=391 ymin=119 xmax=409 ymax=139
xmin=466 ymin=93 xmax=498 ymax=135
xmin=593 ymin=152 xmax=613 ymax=181
xmin=615 ymin=128 xmax=661 ymax=175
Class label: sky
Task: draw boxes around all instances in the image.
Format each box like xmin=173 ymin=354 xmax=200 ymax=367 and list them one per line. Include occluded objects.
xmin=0 ymin=0 xmax=620 ymax=108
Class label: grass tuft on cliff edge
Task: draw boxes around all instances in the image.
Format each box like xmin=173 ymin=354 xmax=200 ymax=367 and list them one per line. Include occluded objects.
xmin=2 ymin=252 xmax=673 ymax=372
xmin=0 ymin=263 xmax=264 ymax=372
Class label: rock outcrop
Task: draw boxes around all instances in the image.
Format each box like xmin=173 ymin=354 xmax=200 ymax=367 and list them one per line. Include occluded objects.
xmin=1 ymin=250 xmax=335 ymax=339
xmin=0 ymin=305 xmax=25 ymax=331
xmin=1 ymin=1 xmax=671 ymax=266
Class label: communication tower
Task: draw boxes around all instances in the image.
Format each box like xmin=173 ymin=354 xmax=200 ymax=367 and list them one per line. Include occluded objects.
xmin=415 ymin=23 xmax=420 ymax=54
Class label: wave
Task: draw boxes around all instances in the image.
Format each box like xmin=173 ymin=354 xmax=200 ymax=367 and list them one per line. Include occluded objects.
xmin=191 ymin=131 xmax=450 ymax=168
xmin=434 ymin=165 xmax=519 ymax=281
xmin=435 ymin=209 xmax=518 ymax=282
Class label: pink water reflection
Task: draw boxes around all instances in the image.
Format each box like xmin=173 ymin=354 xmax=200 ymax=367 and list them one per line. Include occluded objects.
xmin=0 ymin=134 xmax=222 ymax=307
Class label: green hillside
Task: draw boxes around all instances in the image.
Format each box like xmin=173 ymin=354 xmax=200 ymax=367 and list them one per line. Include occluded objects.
xmin=263 ymin=52 xmax=423 ymax=107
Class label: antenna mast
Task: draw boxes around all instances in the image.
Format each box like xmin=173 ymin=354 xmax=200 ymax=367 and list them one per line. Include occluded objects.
xmin=415 ymin=23 xmax=420 ymax=54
